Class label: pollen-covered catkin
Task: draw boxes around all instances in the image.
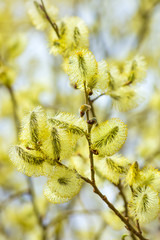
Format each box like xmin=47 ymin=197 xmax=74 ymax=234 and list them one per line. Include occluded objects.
xmin=49 ymin=17 xmax=89 ymax=57
xmin=27 ymin=0 xmax=58 ymax=30
xmin=19 ymin=106 xmax=51 ymax=150
xmin=9 ymin=145 xmax=46 ymax=177
xmin=43 ymin=165 xmax=83 ymax=203
xmin=91 ymin=118 xmax=127 ymax=156
xmin=95 ymin=154 xmax=130 ymax=184
xmin=129 ymin=186 xmax=160 ymax=224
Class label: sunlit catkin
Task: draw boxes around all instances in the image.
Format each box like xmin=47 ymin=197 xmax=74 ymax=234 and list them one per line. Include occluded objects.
xmin=91 ymin=118 xmax=127 ymax=156
xmin=49 ymin=17 xmax=89 ymax=57
xmin=27 ymin=0 xmax=58 ymax=30
xmin=96 ymin=154 xmax=130 ymax=184
xmin=43 ymin=165 xmax=83 ymax=203
xmin=129 ymin=186 xmax=160 ymax=224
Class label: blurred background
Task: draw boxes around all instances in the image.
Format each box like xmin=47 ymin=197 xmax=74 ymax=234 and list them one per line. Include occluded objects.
xmin=0 ymin=0 xmax=160 ymax=239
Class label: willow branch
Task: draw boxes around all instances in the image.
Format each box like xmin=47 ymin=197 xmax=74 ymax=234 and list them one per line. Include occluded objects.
xmin=136 ymin=220 xmax=142 ymax=235
xmin=7 ymin=86 xmax=20 ymax=137
xmin=0 ymin=190 xmax=29 ymax=209
xmin=47 ymin=209 xmax=100 ymax=229
xmin=80 ymin=176 xmax=148 ymax=240
xmin=83 ymin=81 xmax=96 ymax=185
xmin=88 ymin=97 xmax=97 ymax=118
xmin=27 ymin=177 xmax=46 ymax=240
xmin=82 ymin=81 xmax=148 ymax=239
xmin=40 ymin=0 xmax=60 ymax=38
xmin=135 ymin=0 xmax=159 ymax=50
xmin=91 ymin=93 xmax=106 ymax=102
xmin=117 ymin=181 xmax=128 ymax=217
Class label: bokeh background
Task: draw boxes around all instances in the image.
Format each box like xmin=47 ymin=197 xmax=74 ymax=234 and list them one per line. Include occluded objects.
xmin=0 ymin=0 xmax=160 ymax=239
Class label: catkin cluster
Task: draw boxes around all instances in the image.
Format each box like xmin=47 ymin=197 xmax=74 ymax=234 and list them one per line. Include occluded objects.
xmin=9 ymin=0 xmax=160 ymax=227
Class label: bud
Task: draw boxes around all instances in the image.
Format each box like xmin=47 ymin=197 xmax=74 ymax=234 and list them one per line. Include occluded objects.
xmin=91 ymin=149 xmax=99 ymax=155
xmin=87 ymin=117 xmax=97 ymax=125
xmin=79 ymin=104 xmax=91 ymax=117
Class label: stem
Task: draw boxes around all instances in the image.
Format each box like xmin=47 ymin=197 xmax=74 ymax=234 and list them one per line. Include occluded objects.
xmin=47 ymin=209 xmax=100 ymax=228
xmin=0 ymin=190 xmax=29 ymax=209
xmin=40 ymin=0 xmax=60 ymax=38
xmin=88 ymin=97 xmax=97 ymax=118
xmin=27 ymin=177 xmax=46 ymax=240
xmin=136 ymin=220 xmax=142 ymax=235
xmin=7 ymin=86 xmax=20 ymax=137
xmin=82 ymin=82 xmax=147 ymax=239
xmin=91 ymin=93 xmax=106 ymax=102
xmin=83 ymin=81 xmax=95 ymax=185
xmin=117 ymin=181 xmax=128 ymax=217
xmin=80 ymin=176 xmax=148 ymax=240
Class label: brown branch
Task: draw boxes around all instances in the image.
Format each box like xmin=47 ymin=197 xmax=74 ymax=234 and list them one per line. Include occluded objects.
xmin=116 ymin=182 xmax=138 ymax=240
xmin=91 ymin=93 xmax=106 ymax=102
xmin=40 ymin=0 xmax=60 ymax=38
xmin=88 ymin=97 xmax=97 ymax=118
xmin=80 ymin=176 xmax=148 ymax=240
xmin=82 ymin=81 xmax=148 ymax=239
xmin=117 ymin=181 xmax=128 ymax=217
xmin=83 ymin=81 xmax=96 ymax=186
xmin=136 ymin=220 xmax=142 ymax=235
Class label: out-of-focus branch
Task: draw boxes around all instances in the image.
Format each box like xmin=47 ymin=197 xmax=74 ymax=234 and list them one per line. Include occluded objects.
xmin=117 ymin=181 xmax=128 ymax=218
xmin=91 ymin=93 xmax=106 ymax=102
xmin=47 ymin=209 xmax=100 ymax=228
xmin=136 ymin=0 xmax=160 ymax=50
xmin=7 ymin=85 xmax=47 ymax=240
xmin=27 ymin=177 xmax=47 ymax=240
xmin=7 ymin=86 xmax=20 ymax=138
xmin=0 ymin=190 xmax=29 ymax=209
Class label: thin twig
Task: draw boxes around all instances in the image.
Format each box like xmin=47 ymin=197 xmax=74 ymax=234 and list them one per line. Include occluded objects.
xmin=84 ymin=81 xmax=96 ymax=185
xmin=27 ymin=177 xmax=47 ymax=240
xmin=7 ymin=86 xmax=20 ymax=137
xmin=47 ymin=209 xmax=100 ymax=228
xmin=80 ymin=176 xmax=148 ymax=240
xmin=88 ymin=97 xmax=97 ymax=118
xmin=117 ymin=181 xmax=128 ymax=217
xmin=0 ymin=190 xmax=29 ymax=209
xmin=82 ymin=81 xmax=148 ymax=239
xmin=40 ymin=0 xmax=60 ymax=38
xmin=136 ymin=220 xmax=142 ymax=235
xmin=91 ymin=93 xmax=106 ymax=102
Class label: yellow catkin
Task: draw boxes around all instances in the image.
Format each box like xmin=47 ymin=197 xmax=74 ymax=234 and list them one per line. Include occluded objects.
xmin=9 ymin=145 xmax=46 ymax=177
xmin=129 ymin=186 xmax=160 ymax=224
xmin=49 ymin=16 xmax=89 ymax=57
xmin=96 ymin=154 xmax=130 ymax=184
xmin=66 ymin=49 xmax=97 ymax=92
xmin=27 ymin=0 xmax=58 ymax=31
xmin=91 ymin=118 xmax=127 ymax=156
xmin=44 ymin=165 xmax=83 ymax=203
